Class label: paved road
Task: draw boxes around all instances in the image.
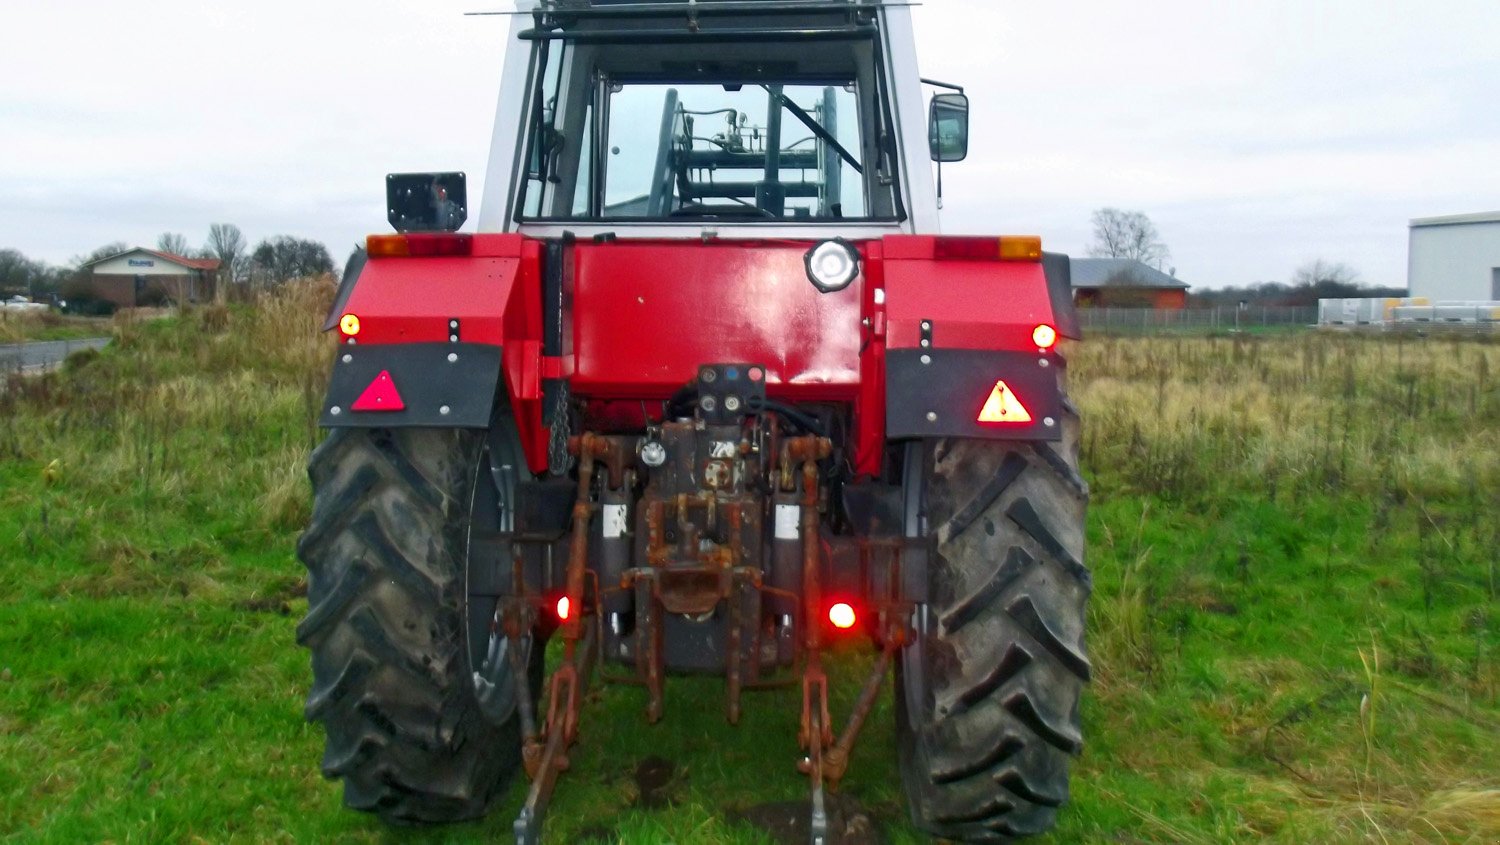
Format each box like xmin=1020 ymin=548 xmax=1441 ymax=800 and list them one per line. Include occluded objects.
xmin=0 ymin=337 xmax=111 ymax=374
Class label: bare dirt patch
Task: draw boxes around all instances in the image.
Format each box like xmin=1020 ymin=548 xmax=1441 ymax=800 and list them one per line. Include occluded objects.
xmin=733 ymin=793 xmax=885 ymax=845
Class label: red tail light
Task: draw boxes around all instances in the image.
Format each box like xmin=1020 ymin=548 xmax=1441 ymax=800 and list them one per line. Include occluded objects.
xmin=933 ymin=237 xmax=1001 ymax=261
xmin=932 ymin=236 xmax=1043 ymax=262
xmin=828 ymin=602 xmax=858 ymax=630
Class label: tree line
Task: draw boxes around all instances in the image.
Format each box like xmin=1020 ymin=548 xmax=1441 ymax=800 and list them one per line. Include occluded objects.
xmin=1086 ymin=207 xmax=1404 ymax=307
xmin=0 ymin=225 xmax=337 ymax=303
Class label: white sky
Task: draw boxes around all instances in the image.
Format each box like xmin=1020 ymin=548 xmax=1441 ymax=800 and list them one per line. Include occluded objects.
xmin=2 ymin=0 xmax=1497 ymax=288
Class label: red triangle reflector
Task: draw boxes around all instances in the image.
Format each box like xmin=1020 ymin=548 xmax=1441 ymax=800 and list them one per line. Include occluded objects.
xmin=977 ymin=380 xmax=1032 ymax=423
xmin=351 ymin=370 xmax=405 ymax=412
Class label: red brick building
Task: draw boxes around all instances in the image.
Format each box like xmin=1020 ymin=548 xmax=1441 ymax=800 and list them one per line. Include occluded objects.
xmin=1071 ymin=258 xmax=1189 ymax=309
xmin=82 ymin=248 xmax=221 ymax=308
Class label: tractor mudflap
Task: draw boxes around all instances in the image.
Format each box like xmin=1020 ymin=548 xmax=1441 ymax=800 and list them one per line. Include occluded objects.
xmin=319 ymin=342 xmax=502 ymax=429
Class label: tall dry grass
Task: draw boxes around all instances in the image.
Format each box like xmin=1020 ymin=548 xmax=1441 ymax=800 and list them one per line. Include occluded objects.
xmin=0 ymin=278 xmax=336 ymax=533
xmin=1071 ymin=332 xmax=1500 ymax=503
xmin=0 ymin=309 xmax=111 ymax=345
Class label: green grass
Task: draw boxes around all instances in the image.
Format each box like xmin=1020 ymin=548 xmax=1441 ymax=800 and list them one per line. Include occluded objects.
xmin=1 ymin=288 xmax=1496 ymax=843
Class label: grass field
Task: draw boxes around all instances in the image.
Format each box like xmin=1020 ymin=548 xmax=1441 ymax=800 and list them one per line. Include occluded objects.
xmin=1 ymin=282 xmax=1497 ymax=843
xmin=0 ymin=311 xmax=113 ymax=345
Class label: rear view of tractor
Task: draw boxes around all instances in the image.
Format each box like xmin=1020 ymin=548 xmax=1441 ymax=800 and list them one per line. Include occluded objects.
xmin=296 ymin=2 xmax=1089 ymax=842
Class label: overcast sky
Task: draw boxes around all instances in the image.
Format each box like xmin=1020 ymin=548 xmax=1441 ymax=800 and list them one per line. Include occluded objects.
xmin=2 ymin=1 xmax=1496 ymax=288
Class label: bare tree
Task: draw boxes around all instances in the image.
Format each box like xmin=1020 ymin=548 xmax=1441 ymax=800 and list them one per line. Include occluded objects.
xmin=249 ymin=235 xmax=336 ymax=287
xmin=206 ymin=224 xmax=246 ymax=272
xmin=1087 ymin=208 xmax=1171 ymax=269
xmin=0 ymin=248 xmax=45 ymax=297
xmin=205 ymin=223 xmax=248 ymax=300
xmin=157 ymin=232 xmax=190 ymax=256
xmin=1291 ymin=259 xmax=1361 ymax=288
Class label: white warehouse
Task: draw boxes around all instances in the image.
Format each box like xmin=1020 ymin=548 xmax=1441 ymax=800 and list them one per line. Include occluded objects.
xmin=1408 ymin=211 xmax=1500 ymax=301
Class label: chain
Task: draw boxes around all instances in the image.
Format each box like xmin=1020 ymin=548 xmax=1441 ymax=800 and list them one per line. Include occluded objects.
xmin=548 ymin=380 xmax=573 ymax=477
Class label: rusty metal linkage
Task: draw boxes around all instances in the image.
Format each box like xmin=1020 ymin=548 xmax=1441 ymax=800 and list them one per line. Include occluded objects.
xmin=781 ymin=435 xmax=837 ymax=845
xmin=514 ymin=433 xmax=611 ymax=845
xmin=727 ymin=567 xmax=745 ymax=724
xmin=513 ymin=620 xmax=597 ymax=845
xmin=512 ymin=425 xmax=912 ymax=845
xmin=634 ymin=571 xmax=665 ymax=722
xmin=822 ymin=642 xmax=897 ymax=788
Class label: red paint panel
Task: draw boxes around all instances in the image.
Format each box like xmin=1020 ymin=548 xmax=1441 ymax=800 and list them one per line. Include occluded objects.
xmin=882 ymin=238 xmax=1057 ymax=352
xmin=341 ymin=257 xmax=518 ymax=345
xmin=570 ymin=241 xmax=863 ymax=400
xmin=853 ymin=239 xmax=886 ymax=478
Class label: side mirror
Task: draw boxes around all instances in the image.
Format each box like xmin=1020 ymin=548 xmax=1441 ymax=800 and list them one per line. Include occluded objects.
xmin=387 ymin=172 xmax=468 ymax=233
xmin=928 ymin=93 xmax=970 ymax=163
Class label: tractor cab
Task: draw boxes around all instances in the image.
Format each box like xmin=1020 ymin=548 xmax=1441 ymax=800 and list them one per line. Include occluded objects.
xmin=478 ymin=0 xmax=955 ymax=236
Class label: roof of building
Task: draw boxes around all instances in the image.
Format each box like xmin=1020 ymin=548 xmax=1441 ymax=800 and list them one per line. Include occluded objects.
xmin=85 ymin=247 xmax=221 ymax=272
xmin=1070 ymin=258 xmax=1189 ymax=290
xmin=1410 ymin=211 xmax=1500 ymax=228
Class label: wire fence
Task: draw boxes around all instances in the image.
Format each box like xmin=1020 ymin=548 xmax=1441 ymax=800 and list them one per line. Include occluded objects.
xmin=1077 ymin=306 xmax=1319 ymax=335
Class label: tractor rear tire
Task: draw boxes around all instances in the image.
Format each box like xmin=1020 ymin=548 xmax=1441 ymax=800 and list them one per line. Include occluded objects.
xmin=897 ymin=401 xmax=1091 ymax=842
xmin=295 ymin=427 xmax=524 ymax=823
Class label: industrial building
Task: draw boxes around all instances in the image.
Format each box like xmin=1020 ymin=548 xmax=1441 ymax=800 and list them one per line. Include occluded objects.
xmin=1408 ymin=211 xmax=1500 ymax=302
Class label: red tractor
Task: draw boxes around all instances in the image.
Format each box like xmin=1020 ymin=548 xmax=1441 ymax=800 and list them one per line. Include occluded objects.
xmin=297 ymin=2 xmax=1089 ymax=842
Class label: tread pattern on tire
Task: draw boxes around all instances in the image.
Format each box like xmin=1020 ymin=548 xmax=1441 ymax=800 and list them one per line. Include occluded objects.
xmin=297 ymin=428 xmax=523 ymax=824
xmin=899 ymin=392 xmax=1090 ymax=844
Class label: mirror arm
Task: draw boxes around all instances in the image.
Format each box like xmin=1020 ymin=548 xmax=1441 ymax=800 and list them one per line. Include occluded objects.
xmin=920 ymin=77 xmax=965 ymax=94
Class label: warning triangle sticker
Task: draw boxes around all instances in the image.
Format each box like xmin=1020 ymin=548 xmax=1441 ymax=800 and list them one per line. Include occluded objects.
xmin=351 ymin=370 xmax=406 ymax=412
xmin=977 ymin=380 xmax=1032 ymax=423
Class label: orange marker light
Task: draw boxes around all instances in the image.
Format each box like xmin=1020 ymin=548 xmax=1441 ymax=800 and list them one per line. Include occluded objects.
xmin=828 ymin=602 xmax=857 ymax=630
xmin=997 ymin=235 xmax=1043 ymax=261
xmin=1032 ymin=324 xmax=1057 ymax=349
xmin=555 ymin=596 xmax=571 ymax=622
xmin=339 ymin=313 xmax=361 ymax=336
xmin=365 ymin=234 xmax=411 ymax=257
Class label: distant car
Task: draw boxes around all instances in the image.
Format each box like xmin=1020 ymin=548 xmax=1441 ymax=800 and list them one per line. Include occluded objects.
xmin=2 ymin=296 xmax=50 ymax=313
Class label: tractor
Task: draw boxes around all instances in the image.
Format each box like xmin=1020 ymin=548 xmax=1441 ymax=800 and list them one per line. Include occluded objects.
xmin=296 ymin=1 xmax=1090 ymax=842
